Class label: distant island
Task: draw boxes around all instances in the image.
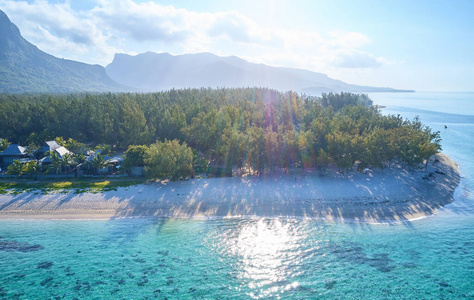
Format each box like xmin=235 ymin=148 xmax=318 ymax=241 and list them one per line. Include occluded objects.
xmin=0 ymin=9 xmax=412 ymax=94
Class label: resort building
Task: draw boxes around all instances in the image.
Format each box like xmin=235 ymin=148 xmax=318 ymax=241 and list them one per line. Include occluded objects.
xmin=0 ymin=144 xmax=29 ymax=171
xmin=35 ymin=140 xmax=61 ymax=159
xmin=39 ymin=146 xmax=72 ymax=164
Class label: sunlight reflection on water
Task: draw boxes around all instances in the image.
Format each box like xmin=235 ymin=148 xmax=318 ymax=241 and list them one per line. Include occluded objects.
xmin=211 ymin=218 xmax=312 ymax=298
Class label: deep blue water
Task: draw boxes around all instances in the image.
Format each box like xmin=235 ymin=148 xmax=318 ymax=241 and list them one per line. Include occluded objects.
xmin=0 ymin=92 xmax=473 ymax=299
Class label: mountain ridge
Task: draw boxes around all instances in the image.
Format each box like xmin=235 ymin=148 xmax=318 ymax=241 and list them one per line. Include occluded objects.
xmin=0 ymin=9 xmax=127 ymax=93
xmin=106 ymin=51 xmax=414 ymax=94
xmin=0 ymin=9 xmax=413 ymax=94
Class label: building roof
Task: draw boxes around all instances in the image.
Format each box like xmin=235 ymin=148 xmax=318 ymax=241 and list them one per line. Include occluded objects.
xmin=38 ymin=146 xmax=72 ymax=164
xmin=39 ymin=156 xmax=51 ymax=164
xmin=108 ymin=156 xmax=124 ymax=163
xmin=56 ymin=146 xmax=70 ymax=158
xmin=0 ymin=144 xmax=27 ymax=156
xmin=85 ymin=150 xmax=112 ymax=162
xmin=39 ymin=140 xmax=61 ymax=154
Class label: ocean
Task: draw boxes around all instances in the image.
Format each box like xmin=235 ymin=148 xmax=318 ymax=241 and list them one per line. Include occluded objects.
xmin=0 ymin=92 xmax=473 ymax=299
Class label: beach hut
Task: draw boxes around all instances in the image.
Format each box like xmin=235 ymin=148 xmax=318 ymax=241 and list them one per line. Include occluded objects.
xmin=84 ymin=150 xmax=112 ymax=175
xmin=39 ymin=146 xmax=72 ymax=163
xmin=39 ymin=146 xmax=73 ymax=174
xmin=107 ymin=156 xmax=124 ymax=174
xmin=36 ymin=140 xmax=61 ymax=159
xmin=0 ymin=144 xmax=28 ymax=171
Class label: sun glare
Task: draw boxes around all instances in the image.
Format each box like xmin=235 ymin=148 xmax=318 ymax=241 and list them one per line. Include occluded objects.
xmin=217 ymin=218 xmax=306 ymax=298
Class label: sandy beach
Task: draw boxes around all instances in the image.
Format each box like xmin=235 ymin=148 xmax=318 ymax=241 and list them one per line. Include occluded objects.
xmin=0 ymin=153 xmax=460 ymax=223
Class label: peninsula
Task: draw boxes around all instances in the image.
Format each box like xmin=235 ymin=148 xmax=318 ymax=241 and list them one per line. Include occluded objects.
xmin=0 ymin=89 xmax=458 ymax=223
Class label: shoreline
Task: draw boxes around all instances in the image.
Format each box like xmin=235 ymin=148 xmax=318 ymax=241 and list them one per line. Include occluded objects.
xmin=0 ymin=153 xmax=460 ymax=223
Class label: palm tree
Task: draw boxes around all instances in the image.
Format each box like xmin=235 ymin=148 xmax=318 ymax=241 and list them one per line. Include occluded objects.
xmin=49 ymin=151 xmax=63 ymax=174
xmin=95 ymin=144 xmax=114 ymax=157
xmin=6 ymin=160 xmax=24 ymax=178
xmin=88 ymin=153 xmax=109 ymax=175
xmin=61 ymin=153 xmax=75 ymax=177
xmin=24 ymin=160 xmax=40 ymax=180
xmin=25 ymin=143 xmax=39 ymax=159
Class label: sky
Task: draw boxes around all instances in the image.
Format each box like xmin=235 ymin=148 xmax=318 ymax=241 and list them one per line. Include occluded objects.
xmin=0 ymin=0 xmax=472 ymax=92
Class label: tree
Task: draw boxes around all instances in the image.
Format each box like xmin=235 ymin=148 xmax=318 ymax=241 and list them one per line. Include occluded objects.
xmin=49 ymin=151 xmax=63 ymax=174
xmin=298 ymin=130 xmax=316 ymax=169
xmin=65 ymin=138 xmax=87 ymax=154
xmin=61 ymin=152 xmax=75 ymax=176
xmin=248 ymin=127 xmax=265 ymax=173
xmin=25 ymin=142 xmax=39 ymax=159
xmin=24 ymin=160 xmax=39 ymax=179
xmin=123 ymin=145 xmax=149 ymax=170
xmin=326 ymin=132 xmax=354 ymax=173
xmin=0 ymin=90 xmax=443 ymax=175
xmin=95 ymin=144 xmax=114 ymax=157
xmin=55 ymin=136 xmax=67 ymax=147
xmin=118 ymin=98 xmax=150 ymax=147
xmin=0 ymin=138 xmax=9 ymax=152
xmin=145 ymin=139 xmax=193 ymax=180
xmin=7 ymin=160 xmax=24 ymax=178
xmin=88 ymin=153 xmax=109 ymax=175
xmin=315 ymin=148 xmax=330 ymax=169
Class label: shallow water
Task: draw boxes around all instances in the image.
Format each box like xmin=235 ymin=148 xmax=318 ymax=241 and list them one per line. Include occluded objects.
xmin=0 ymin=216 xmax=473 ymax=299
xmin=0 ymin=92 xmax=473 ymax=299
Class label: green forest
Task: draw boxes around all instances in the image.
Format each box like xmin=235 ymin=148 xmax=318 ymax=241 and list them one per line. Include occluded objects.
xmin=0 ymin=88 xmax=441 ymax=176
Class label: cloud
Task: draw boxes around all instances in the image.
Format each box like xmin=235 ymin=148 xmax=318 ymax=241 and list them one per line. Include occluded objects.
xmin=327 ymin=31 xmax=371 ymax=49
xmin=207 ymin=11 xmax=284 ymax=47
xmin=208 ymin=12 xmax=254 ymax=43
xmin=1 ymin=0 xmax=98 ymax=45
xmin=0 ymin=0 xmax=117 ymax=63
xmin=92 ymin=0 xmax=191 ymax=43
xmin=329 ymin=50 xmax=386 ymax=68
xmin=0 ymin=0 xmax=392 ymax=70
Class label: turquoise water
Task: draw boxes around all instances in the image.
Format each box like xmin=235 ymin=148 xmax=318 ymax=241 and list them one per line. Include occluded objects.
xmin=1 ymin=92 xmax=473 ymax=299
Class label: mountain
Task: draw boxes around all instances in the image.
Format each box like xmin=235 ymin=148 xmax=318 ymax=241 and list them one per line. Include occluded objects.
xmin=0 ymin=8 xmax=412 ymax=95
xmin=106 ymin=52 xmax=413 ymax=94
xmin=0 ymin=10 xmax=126 ymax=93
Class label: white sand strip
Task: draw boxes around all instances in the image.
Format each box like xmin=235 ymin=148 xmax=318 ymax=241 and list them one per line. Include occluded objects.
xmin=0 ymin=154 xmax=460 ymax=223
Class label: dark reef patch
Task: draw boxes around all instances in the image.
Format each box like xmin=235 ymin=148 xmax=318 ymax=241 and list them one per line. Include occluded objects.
xmin=37 ymin=261 xmax=54 ymax=269
xmin=0 ymin=237 xmax=44 ymax=252
xmin=330 ymin=244 xmax=395 ymax=272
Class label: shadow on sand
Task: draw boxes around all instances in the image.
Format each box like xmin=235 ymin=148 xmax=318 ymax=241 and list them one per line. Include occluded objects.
xmin=0 ymin=154 xmax=462 ymax=231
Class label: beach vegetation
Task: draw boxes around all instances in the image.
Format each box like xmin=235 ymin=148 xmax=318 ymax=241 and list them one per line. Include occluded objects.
xmin=54 ymin=136 xmax=67 ymax=147
xmin=145 ymin=139 xmax=193 ymax=180
xmin=0 ymin=138 xmax=9 ymax=152
xmin=95 ymin=144 xmax=115 ymax=157
xmin=61 ymin=152 xmax=75 ymax=176
xmin=48 ymin=150 xmax=63 ymax=174
xmin=87 ymin=152 xmax=109 ymax=175
xmin=6 ymin=160 xmax=24 ymax=177
xmin=64 ymin=138 xmax=87 ymax=155
xmin=123 ymin=145 xmax=149 ymax=170
xmin=0 ymin=178 xmax=146 ymax=194
xmin=24 ymin=160 xmax=40 ymax=179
